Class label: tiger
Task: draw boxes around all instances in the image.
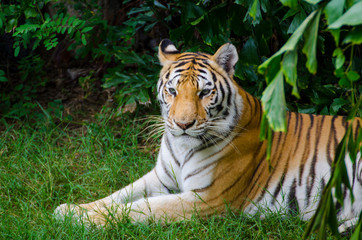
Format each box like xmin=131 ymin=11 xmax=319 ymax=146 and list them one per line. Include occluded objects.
xmin=54 ymin=39 xmax=362 ymax=231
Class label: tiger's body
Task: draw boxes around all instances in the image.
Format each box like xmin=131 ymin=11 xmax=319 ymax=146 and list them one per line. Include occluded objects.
xmin=55 ymin=40 xmax=362 ymax=230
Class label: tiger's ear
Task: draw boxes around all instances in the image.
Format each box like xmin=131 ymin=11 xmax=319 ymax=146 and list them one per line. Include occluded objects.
xmin=212 ymin=43 xmax=238 ymax=76
xmin=158 ymin=39 xmax=180 ymax=65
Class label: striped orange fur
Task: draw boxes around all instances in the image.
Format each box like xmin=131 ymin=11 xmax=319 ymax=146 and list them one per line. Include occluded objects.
xmin=54 ymin=39 xmax=361 ymax=230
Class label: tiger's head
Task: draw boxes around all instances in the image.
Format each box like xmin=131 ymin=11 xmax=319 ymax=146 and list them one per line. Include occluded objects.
xmin=157 ymin=39 xmax=242 ymax=143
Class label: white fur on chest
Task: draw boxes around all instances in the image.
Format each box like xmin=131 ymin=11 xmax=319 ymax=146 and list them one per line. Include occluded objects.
xmin=157 ymin=131 xmax=238 ymax=192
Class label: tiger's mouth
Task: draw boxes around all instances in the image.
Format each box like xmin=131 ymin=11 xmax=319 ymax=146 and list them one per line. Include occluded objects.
xmin=166 ymin=119 xmax=207 ymax=138
xmin=168 ymin=127 xmax=206 ymax=138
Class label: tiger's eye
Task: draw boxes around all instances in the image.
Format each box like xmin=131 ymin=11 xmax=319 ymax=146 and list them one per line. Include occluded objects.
xmin=168 ymin=88 xmax=176 ymax=95
xmin=200 ymin=89 xmax=211 ymax=98
xmin=202 ymin=89 xmax=211 ymax=95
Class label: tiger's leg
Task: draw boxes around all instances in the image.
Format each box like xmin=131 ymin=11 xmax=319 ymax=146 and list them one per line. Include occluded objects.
xmin=337 ymin=154 xmax=362 ymax=232
xmin=82 ymin=191 xmax=213 ymax=225
xmin=54 ymin=168 xmax=173 ymax=222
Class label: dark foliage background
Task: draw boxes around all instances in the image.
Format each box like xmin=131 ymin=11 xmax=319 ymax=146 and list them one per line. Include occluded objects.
xmin=1 ymin=0 xmax=360 ymax=121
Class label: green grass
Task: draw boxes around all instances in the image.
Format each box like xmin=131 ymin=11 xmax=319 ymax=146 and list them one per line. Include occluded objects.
xmin=0 ymin=111 xmax=350 ymax=239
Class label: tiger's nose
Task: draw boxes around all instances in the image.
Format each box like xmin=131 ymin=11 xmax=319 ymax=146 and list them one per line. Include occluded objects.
xmin=175 ymin=120 xmax=196 ymax=130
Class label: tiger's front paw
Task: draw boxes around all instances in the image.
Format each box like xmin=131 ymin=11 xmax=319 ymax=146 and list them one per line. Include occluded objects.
xmin=54 ymin=203 xmax=110 ymax=226
xmin=54 ymin=203 xmax=87 ymax=223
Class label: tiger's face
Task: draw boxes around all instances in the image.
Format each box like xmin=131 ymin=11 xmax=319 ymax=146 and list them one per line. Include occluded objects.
xmin=157 ymin=40 xmax=242 ymax=142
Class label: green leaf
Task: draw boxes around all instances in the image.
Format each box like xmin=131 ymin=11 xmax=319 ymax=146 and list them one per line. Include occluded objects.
xmin=346 ymin=71 xmax=360 ymax=82
xmin=61 ymin=27 xmax=67 ymax=34
xmin=280 ymin=0 xmax=299 ymax=9
xmin=330 ymin=98 xmax=347 ymax=113
xmin=324 ymin=0 xmax=345 ymax=43
xmin=62 ymin=14 xmax=68 ymax=26
xmin=338 ymin=77 xmax=351 ymax=88
xmin=329 ymin=1 xmax=362 ymax=29
xmin=259 ymin=10 xmax=318 ymax=74
xmin=6 ymin=18 xmax=18 ymax=33
xmin=350 ymin=213 xmax=362 ymax=240
xmin=304 ymin=0 xmax=322 ymax=4
xmin=302 ymin=9 xmax=322 ymax=74
xmin=282 ymin=9 xmax=299 ymax=21
xmin=261 ymin=69 xmax=287 ymax=131
xmin=81 ymin=26 xmax=93 ymax=33
xmin=287 ymin=11 xmax=307 ymax=34
xmin=24 ymin=8 xmax=38 ymax=18
xmin=324 ymin=0 xmax=345 ymax=24
xmin=343 ymin=26 xmax=362 ymax=44
xmin=197 ymin=15 xmax=213 ymax=46
xmin=333 ymin=48 xmax=345 ymax=69
xmin=14 ymin=46 xmax=20 ymax=57
xmin=0 ymin=70 xmax=7 ymax=82
xmin=81 ymin=34 xmax=87 ymax=45
xmin=240 ymin=38 xmax=259 ymax=65
xmin=249 ymin=0 xmax=259 ymax=20
xmin=282 ymin=50 xmax=299 ymax=98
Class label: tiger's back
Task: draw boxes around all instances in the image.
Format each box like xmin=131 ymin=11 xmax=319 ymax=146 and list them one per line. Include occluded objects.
xmin=209 ymin=107 xmax=361 ymax=221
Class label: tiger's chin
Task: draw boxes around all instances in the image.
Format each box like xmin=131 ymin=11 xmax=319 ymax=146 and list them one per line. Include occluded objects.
xmin=166 ymin=130 xmax=204 ymax=148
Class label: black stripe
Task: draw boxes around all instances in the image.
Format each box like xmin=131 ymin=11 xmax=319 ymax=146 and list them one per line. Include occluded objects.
xmin=328 ymin=116 xmax=338 ymax=164
xmin=175 ymin=69 xmax=186 ymax=73
xmin=222 ymin=75 xmax=232 ymax=106
xmin=154 ymin=169 xmax=172 ymax=193
xmin=193 ymin=181 xmax=214 ymax=192
xmin=182 ymin=150 xmax=196 ymax=168
xmin=168 ymin=74 xmax=181 ymax=85
xmin=196 ymin=52 xmax=209 ymax=58
xmin=256 ymin=98 xmax=262 ymax=127
xmin=160 ymin=155 xmax=176 ymax=183
xmin=287 ymin=178 xmax=299 ymax=215
xmin=245 ymin=93 xmax=252 ymax=113
xmin=294 ymin=112 xmax=299 ymax=135
xmin=256 ymin=127 xmax=288 ymax=203
xmin=158 ymin=80 xmax=163 ymax=94
xmin=238 ymin=143 xmax=267 ymax=208
xmin=306 ymin=115 xmax=324 ymax=206
xmin=197 ymin=68 xmax=207 ymax=74
xmin=178 ymin=53 xmax=197 ymax=57
xmin=298 ymin=115 xmax=310 ymax=186
xmin=165 ymin=136 xmax=180 ymax=167
xmin=287 ymin=111 xmax=292 ymax=131
xmin=184 ymin=162 xmax=216 ymax=181
xmin=354 ymin=120 xmax=360 ymax=141
xmin=271 ymin=174 xmax=285 ymax=204
xmin=211 ymin=72 xmax=217 ymax=83
xmin=174 ymin=61 xmax=188 ymax=68
xmin=176 ymin=57 xmax=198 ymax=61
xmin=197 ymin=62 xmax=207 ymax=68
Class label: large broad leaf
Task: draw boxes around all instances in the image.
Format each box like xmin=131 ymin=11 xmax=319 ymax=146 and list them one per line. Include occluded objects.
xmin=261 ymin=70 xmax=287 ymax=131
xmin=302 ymin=9 xmax=322 ymax=74
xmin=323 ymin=0 xmax=345 ymax=43
xmin=287 ymin=11 xmax=307 ymax=34
xmin=282 ymin=50 xmax=299 ymax=98
xmin=280 ymin=0 xmax=299 ymax=9
xmin=343 ymin=26 xmax=362 ymax=44
xmin=329 ymin=1 xmax=362 ymax=29
xmin=259 ymin=10 xmax=318 ymax=74
xmin=324 ymin=0 xmax=345 ymax=24
xmin=304 ymin=0 xmax=322 ymax=4
xmin=350 ymin=213 xmax=362 ymax=240
xmin=240 ymin=37 xmax=260 ymax=65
